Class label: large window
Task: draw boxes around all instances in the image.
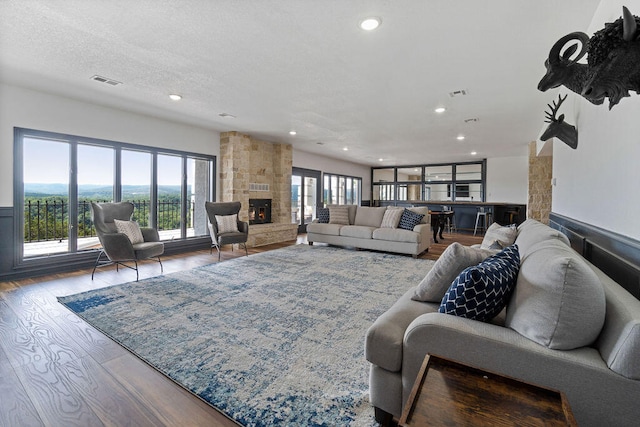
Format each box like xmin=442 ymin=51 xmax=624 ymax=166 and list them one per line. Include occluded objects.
xmin=15 ymin=128 xmax=215 ymax=260
xmin=372 ymin=161 xmax=485 ymax=203
xmin=323 ymin=173 xmax=362 ymax=206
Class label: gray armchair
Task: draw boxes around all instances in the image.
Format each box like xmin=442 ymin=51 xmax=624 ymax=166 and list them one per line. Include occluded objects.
xmin=90 ymin=202 xmax=164 ymax=281
xmin=205 ymin=201 xmax=249 ymax=261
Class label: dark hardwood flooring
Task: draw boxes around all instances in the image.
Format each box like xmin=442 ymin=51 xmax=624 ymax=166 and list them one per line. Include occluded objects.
xmin=0 ymin=232 xmax=482 ymax=426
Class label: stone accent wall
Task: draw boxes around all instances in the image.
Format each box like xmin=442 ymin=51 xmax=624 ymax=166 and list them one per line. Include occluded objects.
xmin=527 ymin=141 xmax=553 ymax=224
xmin=220 ymin=132 xmax=251 ymax=221
xmin=219 ymin=131 xmax=292 ymax=228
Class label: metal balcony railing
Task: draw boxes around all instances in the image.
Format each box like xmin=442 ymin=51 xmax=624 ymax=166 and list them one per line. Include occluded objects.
xmin=23 ymin=199 xmax=192 ymax=243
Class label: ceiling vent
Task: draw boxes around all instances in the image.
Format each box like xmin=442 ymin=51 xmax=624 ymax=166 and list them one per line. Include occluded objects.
xmin=90 ymin=75 xmax=122 ymax=86
xmin=464 ymin=118 xmax=479 ymax=123
xmin=449 ymin=89 xmax=467 ymax=97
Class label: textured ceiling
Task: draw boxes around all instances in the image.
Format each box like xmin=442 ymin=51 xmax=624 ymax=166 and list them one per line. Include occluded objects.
xmin=0 ymin=0 xmax=601 ymax=166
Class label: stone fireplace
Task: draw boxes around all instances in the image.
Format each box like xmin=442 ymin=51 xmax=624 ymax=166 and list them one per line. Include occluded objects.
xmin=219 ymin=131 xmax=298 ymax=247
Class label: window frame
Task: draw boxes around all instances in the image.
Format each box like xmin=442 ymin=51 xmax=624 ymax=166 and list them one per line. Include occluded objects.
xmin=13 ymin=127 xmax=216 ymax=269
xmin=322 ymin=172 xmax=362 ymax=206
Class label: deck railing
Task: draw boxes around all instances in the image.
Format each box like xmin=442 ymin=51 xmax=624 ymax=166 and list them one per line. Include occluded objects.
xmin=24 ymin=199 xmax=191 ymax=243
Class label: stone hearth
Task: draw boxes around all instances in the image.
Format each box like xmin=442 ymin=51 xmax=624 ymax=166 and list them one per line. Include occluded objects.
xmin=220 ymin=131 xmax=297 ymax=247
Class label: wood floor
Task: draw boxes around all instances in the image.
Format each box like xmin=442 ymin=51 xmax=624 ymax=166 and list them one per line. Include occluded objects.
xmin=0 ymin=232 xmax=482 ymax=426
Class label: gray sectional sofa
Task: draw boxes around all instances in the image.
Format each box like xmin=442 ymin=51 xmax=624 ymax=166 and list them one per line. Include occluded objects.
xmin=365 ymin=219 xmax=640 ymax=426
xmin=307 ymin=205 xmax=431 ymax=258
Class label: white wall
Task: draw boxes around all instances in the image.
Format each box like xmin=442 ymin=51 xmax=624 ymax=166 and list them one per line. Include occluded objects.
xmin=0 ymin=83 xmax=220 ymax=207
xmin=552 ymin=0 xmax=640 ymax=239
xmin=293 ymin=150 xmax=372 ymax=201
xmin=486 ymin=156 xmax=528 ymax=204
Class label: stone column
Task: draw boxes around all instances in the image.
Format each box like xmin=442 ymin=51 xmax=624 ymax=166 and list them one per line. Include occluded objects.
xmin=219 ymin=132 xmax=251 ymax=222
xmin=272 ymin=143 xmax=293 ymax=224
xmin=527 ymin=141 xmax=553 ymax=224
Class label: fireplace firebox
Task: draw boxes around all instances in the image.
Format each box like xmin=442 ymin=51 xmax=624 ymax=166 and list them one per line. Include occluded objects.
xmin=249 ymin=199 xmax=272 ymax=225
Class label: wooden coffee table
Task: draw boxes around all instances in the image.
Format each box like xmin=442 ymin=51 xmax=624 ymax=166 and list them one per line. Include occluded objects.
xmin=399 ymin=355 xmax=577 ymax=426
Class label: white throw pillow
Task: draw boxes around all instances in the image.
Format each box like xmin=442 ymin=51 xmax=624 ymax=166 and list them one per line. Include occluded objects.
xmin=114 ymin=219 xmax=144 ymax=244
xmin=380 ymin=208 xmax=404 ymax=228
xmin=412 ymin=242 xmax=499 ymax=302
xmin=215 ymin=214 xmax=239 ymax=233
xmin=481 ymin=223 xmax=517 ymax=249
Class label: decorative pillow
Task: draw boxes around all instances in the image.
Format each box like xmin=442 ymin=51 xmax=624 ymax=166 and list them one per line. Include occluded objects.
xmin=505 ymin=239 xmax=605 ymax=350
xmin=215 ymin=214 xmax=239 ymax=233
xmin=317 ymin=208 xmax=330 ymax=224
xmin=481 ymin=222 xmax=517 ymax=249
xmin=380 ymin=208 xmax=404 ymax=228
xmin=439 ymin=244 xmax=520 ymax=322
xmin=328 ymin=206 xmax=350 ymax=225
xmin=398 ymin=209 xmax=424 ymax=231
xmin=407 ymin=206 xmax=430 ymax=224
xmin=114 ymin=219 xmax=144 ymax=244
xmin=412 ymin=242 xmax=499 ymax=302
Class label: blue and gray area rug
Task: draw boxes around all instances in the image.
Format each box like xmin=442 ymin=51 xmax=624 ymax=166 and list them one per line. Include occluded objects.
xmin=58 ymin=245 xmax=434 ymax=426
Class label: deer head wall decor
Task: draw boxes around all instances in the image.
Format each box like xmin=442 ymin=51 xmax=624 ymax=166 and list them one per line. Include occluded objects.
xmin=541 ymin=94 xmax=578 ymax=149
xmin=538 ymin=6 xmax=640 ymax=109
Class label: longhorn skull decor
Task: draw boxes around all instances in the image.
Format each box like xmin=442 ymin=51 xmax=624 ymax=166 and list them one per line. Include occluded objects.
xmin=541 ymin=94 xmax=578 ymax=149
xmin=538 ymin=6 xmax=640 ymax=109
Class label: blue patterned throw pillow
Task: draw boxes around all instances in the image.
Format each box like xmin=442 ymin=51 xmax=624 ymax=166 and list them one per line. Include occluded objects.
xmin=317 ymin=207 xmax=330 ymax=223
xmin=439 ymin=244 xmax=520 ymax=322
xmin=398 ymin=209 xmax=424 ymax=230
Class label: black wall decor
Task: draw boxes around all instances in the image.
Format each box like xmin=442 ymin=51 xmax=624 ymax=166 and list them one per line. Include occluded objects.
xmin=541 ymin=94 xmax=578 ymax=149
xmin=538 ymin=6 xmax=640 ymax=109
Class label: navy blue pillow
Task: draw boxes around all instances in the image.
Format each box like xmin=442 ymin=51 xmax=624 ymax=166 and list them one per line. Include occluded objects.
xmin=317 ymin=208 xmax=330 ymax=223
xmin=398 ymin=209 xmax=424 ymax=230
xmin=439 ymin=244 xmax=520 ymax=322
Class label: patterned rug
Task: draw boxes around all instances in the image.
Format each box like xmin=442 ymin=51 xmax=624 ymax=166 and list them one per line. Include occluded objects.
xmin=58 ymin=245 xmax=434 ymax=426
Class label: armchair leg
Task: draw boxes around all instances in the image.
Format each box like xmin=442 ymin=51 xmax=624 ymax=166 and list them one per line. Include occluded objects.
xmin=91 ymin=250 xmax=107 ymax=280
xmin=157 ymin=256 xmax=163 ymax=273
xmin=243 ymin=242 xmax=248 ymax=257
xmin=374 ymin=407 xmax=395 ymax=427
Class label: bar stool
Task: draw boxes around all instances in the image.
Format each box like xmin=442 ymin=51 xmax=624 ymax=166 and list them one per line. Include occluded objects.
xmin=474 ymin=207 xmax=492 ymax=236
xmin=442 ymin=205 xmax=456 ymax=233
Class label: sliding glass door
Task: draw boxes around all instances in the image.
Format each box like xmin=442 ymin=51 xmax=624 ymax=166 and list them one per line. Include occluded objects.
xmin=291 ymin=167 xmax=321 ymax=233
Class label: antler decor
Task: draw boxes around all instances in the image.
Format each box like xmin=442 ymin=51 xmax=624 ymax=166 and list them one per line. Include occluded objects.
xmin=540 ymin=94 xmax=578 ymax=149
xmin=538 ymin=6 xmax=640 ymax=109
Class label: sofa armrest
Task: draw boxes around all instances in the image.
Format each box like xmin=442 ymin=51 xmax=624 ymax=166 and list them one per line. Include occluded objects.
xmin=413 ymin=223 xmax=431 ymax=242
xmin=401 ymin=313 xmax=612 ymax=422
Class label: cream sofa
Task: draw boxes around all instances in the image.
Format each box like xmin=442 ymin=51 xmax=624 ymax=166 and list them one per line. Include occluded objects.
xmin=365 ymin=219 xmax=640 ymax=427
xmin=307 ymin=205 xmax=430 ymax=258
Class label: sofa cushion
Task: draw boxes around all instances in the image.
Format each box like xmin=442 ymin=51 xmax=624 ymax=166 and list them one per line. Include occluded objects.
xmin=354 ymin=206 xmax=387 ymax=227
xmin=328 ymin=206 xmax=350 ymax=225
xmin=481 ymin=222 xmax=517 ymax=249
xmin=439 ymin=244 xmax=520 ymax=322
xmin=506 ymin=239 xmax=606 ymax=350
xmin=398 ymin=209 xmax=424 ymax=230
xmin=340 ymin=225 xmax=375 ymax=239
xmin=306 ymin=223 xmax=343 ymax=236
xmin=412 ymin=242 xmax=499 ymax=302
xmin=380 ymin=208 xmax=403 ymax=228
xmin=515 ymin=219 xmax=570 ymax=258
xmin=373 ymin=227 xmax=420 ymax=244
xmin=317 ymin=207 xmax=330 ymax=223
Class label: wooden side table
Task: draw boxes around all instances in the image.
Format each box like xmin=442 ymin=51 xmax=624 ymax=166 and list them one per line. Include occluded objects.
xmin=400 ymin=355 xmax=577 ymax=426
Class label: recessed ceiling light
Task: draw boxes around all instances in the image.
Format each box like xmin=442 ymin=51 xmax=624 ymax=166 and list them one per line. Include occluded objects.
xmin=457 ymin=135 xmax=465 ymax=141
xmin=359 ymin=17 xmax=381 ymax=31
xmin=289 ymin=130 xmax=297 ymax=136
xmin=434 ymin=107 xmax=446 ymax=113
xmin=378 ymin=158 xmax=384 ymax=162
xmin=470 ymin=151 xmax=477 ymax=156
xmin=343 ymin=147 xmax=349 ymax=151
xmin=169 ymin=94 xmax=182 ymax=101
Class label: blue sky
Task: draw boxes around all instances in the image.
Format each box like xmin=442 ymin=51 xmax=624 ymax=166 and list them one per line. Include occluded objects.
xmin=24 ymin=137 xmax=185 ymax=186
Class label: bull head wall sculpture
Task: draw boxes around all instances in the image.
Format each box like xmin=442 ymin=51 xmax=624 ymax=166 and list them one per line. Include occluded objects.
xmin=541 ymin=94 xmax=578 ymax=149
xmin=538 ymin=6 xmax=640 ymax=109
